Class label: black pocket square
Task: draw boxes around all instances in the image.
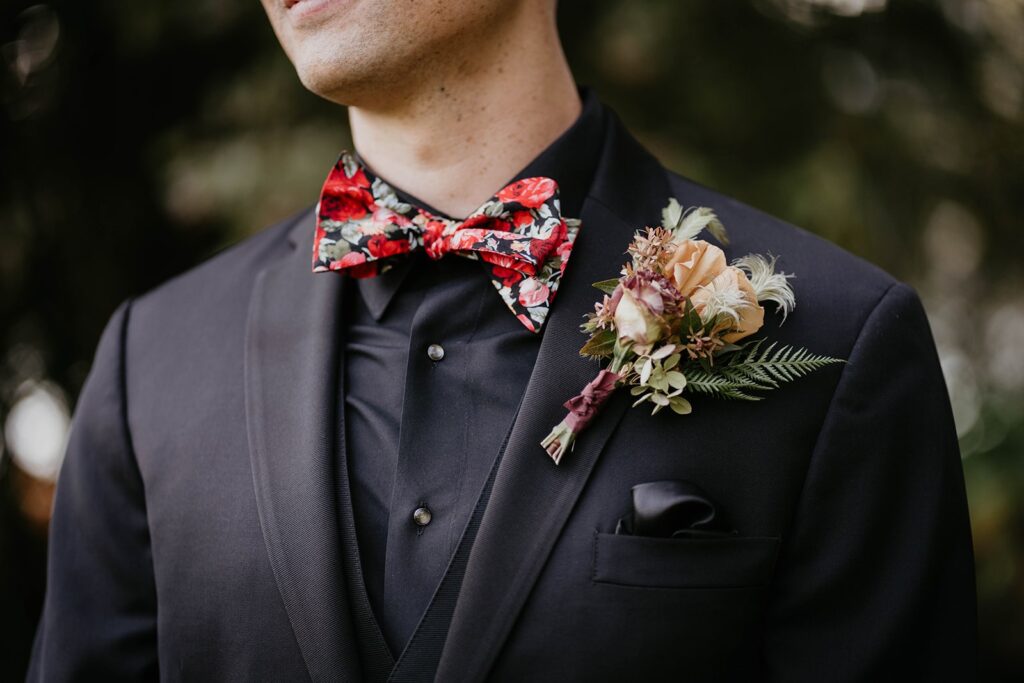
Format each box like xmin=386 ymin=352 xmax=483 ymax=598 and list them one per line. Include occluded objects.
xmin=615 ymin=480 xmax=737 ymax=538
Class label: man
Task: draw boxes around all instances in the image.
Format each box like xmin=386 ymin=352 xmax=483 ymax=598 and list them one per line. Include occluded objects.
xmin=29 ymin=0 xmax=977 ymax=681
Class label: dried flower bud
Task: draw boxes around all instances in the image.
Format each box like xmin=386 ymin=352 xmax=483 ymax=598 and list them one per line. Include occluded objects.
xmin=612 ymin=270 xmax=681 ymax=345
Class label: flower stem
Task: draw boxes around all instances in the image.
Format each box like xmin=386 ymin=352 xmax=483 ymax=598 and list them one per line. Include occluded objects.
xmin=541 ymin=421 xmax=575 ymax=465
xmin=540 ymin=365 xmax=623 ymax=465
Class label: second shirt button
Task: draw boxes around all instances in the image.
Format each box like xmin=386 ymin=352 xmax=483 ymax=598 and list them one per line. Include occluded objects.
xmin=426 ymin=343 xmax=445 ymax=362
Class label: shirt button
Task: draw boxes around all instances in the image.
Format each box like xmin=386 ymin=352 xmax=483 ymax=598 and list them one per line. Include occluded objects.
xmin=413 ymin=506 xmax=433 ymax=527
xmin=426 ymin=343 xmax=445 ymax=362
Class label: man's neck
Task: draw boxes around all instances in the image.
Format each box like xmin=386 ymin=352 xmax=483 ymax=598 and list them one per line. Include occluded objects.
xmin=347 ymin=10 xmax=580 ymax=219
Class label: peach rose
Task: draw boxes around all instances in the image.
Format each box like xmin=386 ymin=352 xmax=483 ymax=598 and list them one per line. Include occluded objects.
xmin=666 ymin=239 xmax=727 ymax=298
xmin=689 ymin=266 xmax=765 ymax=343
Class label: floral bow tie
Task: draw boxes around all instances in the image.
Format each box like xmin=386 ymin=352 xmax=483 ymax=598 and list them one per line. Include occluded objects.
xmin=313 ymin=152 xmax=580 ymax=333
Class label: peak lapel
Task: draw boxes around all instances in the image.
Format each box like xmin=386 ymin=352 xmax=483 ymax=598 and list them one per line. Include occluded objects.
xmin=244 ymin=210 xmax=363 ymax=681
xmin=435 ymin=117 xmax=672 ymax=682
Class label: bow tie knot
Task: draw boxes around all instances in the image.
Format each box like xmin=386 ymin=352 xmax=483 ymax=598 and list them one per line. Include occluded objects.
xmin=313 ymin=152 xmax=580 ymax=333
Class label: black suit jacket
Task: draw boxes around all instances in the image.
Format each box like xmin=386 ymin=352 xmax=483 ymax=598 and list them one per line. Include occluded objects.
xmin=28 ymin=113 xmax=977 ymax=681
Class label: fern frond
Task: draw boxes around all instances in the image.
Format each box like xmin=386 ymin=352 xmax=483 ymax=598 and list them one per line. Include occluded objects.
xmin=724 ymin=341 xmax=844 ymax=383
xmin=681 ymin=369 xmax=764 ymax=401
xmin=683 ymin=340 xmax=843 ymax=402
xmin=719 ymin=363 xmax=778 ymax=388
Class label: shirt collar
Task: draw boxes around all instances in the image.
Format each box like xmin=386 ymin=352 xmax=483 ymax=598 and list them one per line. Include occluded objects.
xmin=356 ymin=86 xmax=608 ymax=321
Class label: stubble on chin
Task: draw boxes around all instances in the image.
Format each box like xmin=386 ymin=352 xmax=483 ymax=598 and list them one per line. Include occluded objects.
xmin=287 ymin=27 xmax=421 ymax=108
xmin=273 ymin=0 xmax=520 ymax=109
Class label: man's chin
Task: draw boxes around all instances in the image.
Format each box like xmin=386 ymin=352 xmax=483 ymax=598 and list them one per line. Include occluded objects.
xmin=294 ymin=62 xmax=371 ymax=107
xmin=292 ymin=50 xmax=410 ymax=108
xmin=296 ymin=73 xmax=349 ymax=106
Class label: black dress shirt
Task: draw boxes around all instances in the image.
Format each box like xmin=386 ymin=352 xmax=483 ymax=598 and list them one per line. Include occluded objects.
xmin=341 ymin=87 xmax=607 ymax=657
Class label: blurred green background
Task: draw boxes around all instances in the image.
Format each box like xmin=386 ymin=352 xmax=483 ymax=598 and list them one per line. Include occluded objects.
xmin=2 ymin=0 xmax=1022 ymax=679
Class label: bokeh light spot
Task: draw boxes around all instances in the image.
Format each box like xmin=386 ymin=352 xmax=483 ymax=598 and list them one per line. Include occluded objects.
xmin=4 ymin=380 xmax=70 ymax=482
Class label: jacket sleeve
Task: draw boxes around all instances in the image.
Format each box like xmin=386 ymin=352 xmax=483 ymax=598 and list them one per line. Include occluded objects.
xmin=27 ymin=300 xmax=159 ymax=682
xmin=762 ymin=283 xmax=978 ymax=681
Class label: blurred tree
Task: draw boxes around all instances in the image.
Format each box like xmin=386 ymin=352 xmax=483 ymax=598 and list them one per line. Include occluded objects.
xmin=2 ymin=0 xmax=1021 ymax=679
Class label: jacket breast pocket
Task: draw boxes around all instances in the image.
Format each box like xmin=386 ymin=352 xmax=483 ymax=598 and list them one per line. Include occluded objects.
xmin=591 ymin=531 xmax=781 ymax=589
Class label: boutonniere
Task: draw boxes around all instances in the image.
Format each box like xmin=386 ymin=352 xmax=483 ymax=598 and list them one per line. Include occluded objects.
xmin=541 ymin=199 xmax=844 ymax=464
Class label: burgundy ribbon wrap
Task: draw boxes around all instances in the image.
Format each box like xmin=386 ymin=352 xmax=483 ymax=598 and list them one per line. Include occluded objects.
xmin=562 ymin=369 xmax=622 ymax=433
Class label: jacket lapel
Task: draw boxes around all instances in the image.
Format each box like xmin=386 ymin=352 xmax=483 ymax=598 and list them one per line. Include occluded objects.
xmin=435 ymin=116 xmax=672 ymax=682
xmin=244 ymin=211 xmax=363 ymax=682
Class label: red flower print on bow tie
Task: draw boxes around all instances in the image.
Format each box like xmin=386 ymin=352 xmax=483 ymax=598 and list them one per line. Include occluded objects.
xmin=366 ymin=233 xmax=410 ymax=259
xmin=495 ymin=177 xmax=557 ymax=209
xmin=319 ymin=166 xmax=374 ymax=222
xmin=312 ymin=152 xmax=582 ymax=333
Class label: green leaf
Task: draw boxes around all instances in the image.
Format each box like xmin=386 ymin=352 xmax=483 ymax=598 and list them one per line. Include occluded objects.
xmin=592 ymin=278 xmax=620 ymax=294
xmin=639 ymin=358 xmax=653 ymax=385
xmin=669 ymin=396 xmax=692 ymax=415
xmin=650 ymin=372 xmax=670 ymax=392
xmin=666 ymin=370 xmax=686 ymax=389
xmin=579 ymin=329 xmax=616 ymax=358
xmin=650 ymin=344 xmax=676 ymax=360
xmin=680 ymin=298 xmax=704 ymax=335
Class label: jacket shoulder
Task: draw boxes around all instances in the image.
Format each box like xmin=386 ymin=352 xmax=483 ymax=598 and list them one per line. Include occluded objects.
xmin=663 ymin=170 xmax=913 ymax=360
xmin=666 ymin=170 xmax=903 ymax=305
xmin=132 ymin=207 xmax=311 ymax=313
xmin=666 ymin=171 xmax=898 ymax=296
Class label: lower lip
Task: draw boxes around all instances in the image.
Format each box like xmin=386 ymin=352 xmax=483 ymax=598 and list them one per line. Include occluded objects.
xmin=285 ymin=0 xmax=340 ymax=22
